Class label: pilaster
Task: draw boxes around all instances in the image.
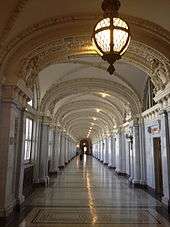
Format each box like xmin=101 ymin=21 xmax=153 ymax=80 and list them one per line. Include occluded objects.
xmin=38 ymin=116 xmax=50 ymax=185
xmin=132 ymin=119 xmax=141 ymax=184
xmin=0 ymin=84 xmax=30 ymax=217
xmin=108 ymin=135 xmax=116 ymax=168
xmin=59 ymin=132 xmax=66 ymax=168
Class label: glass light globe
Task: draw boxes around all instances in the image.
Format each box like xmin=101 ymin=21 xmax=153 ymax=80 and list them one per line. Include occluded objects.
xmin=92 ymin=17 xmax=131 ymax=57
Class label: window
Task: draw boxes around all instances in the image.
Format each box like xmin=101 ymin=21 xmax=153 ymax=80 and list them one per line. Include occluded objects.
xmin=27 ymin=83 xmax=39 ymax=109
xmin=24 ymin=118 xmax=33 ymax=161
xmin=27 ymin=99 xmax=33 ymax=107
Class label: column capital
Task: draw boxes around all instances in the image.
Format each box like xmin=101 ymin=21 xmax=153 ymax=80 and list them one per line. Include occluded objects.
xmin=154 ymin=82 xmax=170 ymax=104
xmin=1 ymin=84 xmax=30 ymax=109
xmin=40 ymin=115 xmax=52 ymax=125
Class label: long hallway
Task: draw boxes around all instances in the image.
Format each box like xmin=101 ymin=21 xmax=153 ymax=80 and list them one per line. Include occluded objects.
xmin=16 ymin=155 xmax=170 ymax=227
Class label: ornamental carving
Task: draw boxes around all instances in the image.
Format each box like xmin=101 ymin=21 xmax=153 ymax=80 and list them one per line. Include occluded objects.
xmin=1 ymin=13 xmax=170 ymax=80
xmin=25 ymin=56 xmax=40 ymax=89
xmin=150 ymin=58 xmax=169 ymax=92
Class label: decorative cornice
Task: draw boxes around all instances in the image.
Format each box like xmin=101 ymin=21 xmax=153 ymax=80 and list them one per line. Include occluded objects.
xmin=154 ymin=82 xmax=170 ymax=103
xmin=0 ymin=0 xmax=29 ymax=47
xmin=1 ymin=84 xmax=30 ymax=108
xmin=0 ymin=13 xmax=169 ymax=67
xmin=142 ymin=108 xmax=160 ymax=122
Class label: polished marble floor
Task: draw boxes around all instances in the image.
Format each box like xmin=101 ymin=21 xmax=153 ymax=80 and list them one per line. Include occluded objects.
xmin=18 ymin=155 xmax=170 ymax=226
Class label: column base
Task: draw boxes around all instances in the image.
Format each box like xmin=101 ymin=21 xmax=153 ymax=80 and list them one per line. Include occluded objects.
xmin=116 ymin=171 xmax=129 ymax=177
xmin=103 ymin=162 xmax=108 ymax=165
xmin=132 ymin=179 xmax=141 ymax=185
xmin=0 ymin=198 xmax=17 ymax=217
xmin=108 ymin=164 xmax=116 ymax=169
xmin=49 ymin=171 xmax=58 ymax=176
xmin=128 ymin=179 xmax=145 ymax=188
xmin=162 ymin=196 xmax=170 ymax=212
xmin=16 ymin=194 xmax=25 ymax=206
xmin=35 ymin=176 xmax=49 ymax=187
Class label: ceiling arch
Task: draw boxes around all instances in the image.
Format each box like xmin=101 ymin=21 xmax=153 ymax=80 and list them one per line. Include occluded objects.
xmin=38 ymin=75 xmax=140 ymax=141
xmin=54 ymin=100 xmax=122 ymax=125
xmin=0 ymin=1 xmax=169 ymax=143
xmin=41 ymin=78 xmax=141 ymax=115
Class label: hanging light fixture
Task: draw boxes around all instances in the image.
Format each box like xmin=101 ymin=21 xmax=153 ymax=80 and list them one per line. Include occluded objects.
xmin=92 ymin=0 xmax=131 ymax=74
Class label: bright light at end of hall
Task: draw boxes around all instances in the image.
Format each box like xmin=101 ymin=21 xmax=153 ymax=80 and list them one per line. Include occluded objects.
xmin=96 ymin=108 xmax=101 ymax=113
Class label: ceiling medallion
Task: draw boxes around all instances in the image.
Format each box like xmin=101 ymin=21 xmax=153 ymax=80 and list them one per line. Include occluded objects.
xmin=92 ymin=0 xmax=131 ymax=74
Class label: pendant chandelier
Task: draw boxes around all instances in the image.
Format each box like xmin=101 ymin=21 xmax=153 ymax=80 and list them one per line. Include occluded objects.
xmin=92 ymin=0 xmax=131 ymax=74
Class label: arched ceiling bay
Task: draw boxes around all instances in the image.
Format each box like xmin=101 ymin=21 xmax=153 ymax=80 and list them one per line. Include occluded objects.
xmin=1 ymin=0 xmax=168 ymax=143
xmin=38 ymin=55 xmax=146 ymax=142
xmin=1 ymin=0 xmax=169 ymax=45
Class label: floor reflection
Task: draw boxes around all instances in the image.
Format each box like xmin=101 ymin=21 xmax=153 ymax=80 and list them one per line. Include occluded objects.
xmin=19 ymin=156 xmax=170 ymax=227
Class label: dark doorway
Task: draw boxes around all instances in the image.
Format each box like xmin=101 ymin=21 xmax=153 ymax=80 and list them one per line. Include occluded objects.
xmin=153 ymin=137 xmax=163 ymax=198
xmin=80 ymin=139 xmax=92 ymax=155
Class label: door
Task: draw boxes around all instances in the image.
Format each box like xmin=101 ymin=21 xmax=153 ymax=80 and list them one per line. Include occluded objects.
xmin=153 ymin=137 xmax=163 ymax=197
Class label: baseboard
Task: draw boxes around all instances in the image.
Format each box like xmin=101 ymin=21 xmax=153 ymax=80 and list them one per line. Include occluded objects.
xmin=143 ymin=185 xmax=164 ymax=201
xmin=49 ymin=171 xmax=58 ymax=176
xmin=108 ymin=166 xmax=116 ymax=169
xmin=116 ymin=172 xmax=129 ymax=178
xmin=103 ymin=162 xmax=108 ymax=165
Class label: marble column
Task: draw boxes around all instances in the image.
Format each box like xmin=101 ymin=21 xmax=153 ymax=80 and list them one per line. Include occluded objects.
xmin=38 ymin=117 xmax=50 ymax=184
xmin=108 ymin=136 xmax=116 ymax=168
xmin=68 ymin=139 xmax=72 ymax=161
xmin=49 ymin=130 xmax=60 ymax=173
xmin=16 ymin=108 xmax=27 ymax=206
xmin=59 ymin=133 xmax=65 ymax=168
xmin=160 ymin=110 xmax=170 ymax=209
xmin=100 ymin=140 xmax=104 ymax=162
xmin=132 ymin=119 xmax=141 ymax=184
xmin=128 ymin=137 xmax=134 ymax=181
xmin=0 ymin=85 xmax=29 ymax=217
xmin=138 ymin=119 xmax=147 ymax=185
xmin=65 ymin=136 xmax=69 ymax=164
xmin=115 ymin=132 xmax=121 ymax=173
xmin=97 ymin=141 xmax=100 ymax=159
xmin=32 ymin=117 xmax=41 ymax=183
xmin=103 ymin=137 xmax=109 ymax=164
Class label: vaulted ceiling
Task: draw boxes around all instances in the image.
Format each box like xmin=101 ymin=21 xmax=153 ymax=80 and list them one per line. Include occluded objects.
xmin=0 ymin=0 xmax=169 ymax=142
